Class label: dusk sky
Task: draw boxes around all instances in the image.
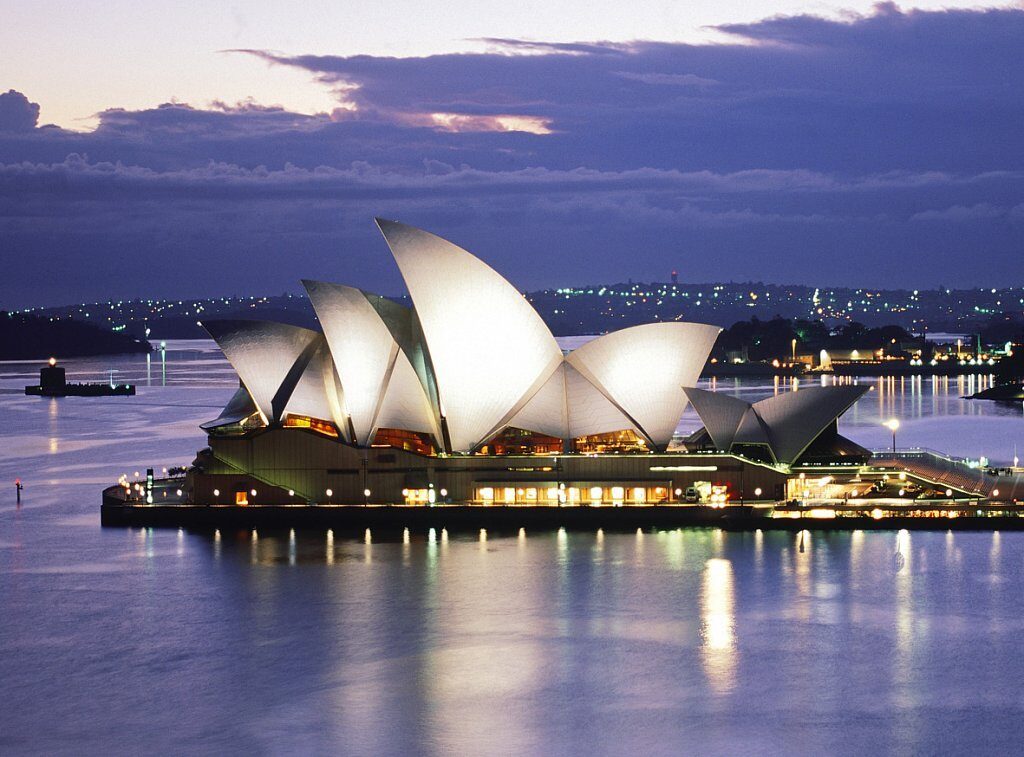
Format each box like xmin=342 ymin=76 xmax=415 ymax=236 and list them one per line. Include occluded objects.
xmin=2 ymin=1 xmax=1023 ymax=308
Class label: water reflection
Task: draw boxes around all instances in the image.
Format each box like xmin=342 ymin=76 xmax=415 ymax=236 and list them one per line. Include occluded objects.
xmin=6 ymin=348 xmax=1024 ymax=753
xmin=701 ymin=557 xmax=736 ymax=694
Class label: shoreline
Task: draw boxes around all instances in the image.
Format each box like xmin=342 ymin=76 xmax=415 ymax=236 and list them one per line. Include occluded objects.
xmin=702 ymin=364 xmax=998 ymax=378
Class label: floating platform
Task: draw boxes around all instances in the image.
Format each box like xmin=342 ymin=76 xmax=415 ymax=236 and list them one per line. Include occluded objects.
xmin=26 ymin=382 xmax=135 ymax=397
xmin=24 ymin=361 xmax=134 ymax=397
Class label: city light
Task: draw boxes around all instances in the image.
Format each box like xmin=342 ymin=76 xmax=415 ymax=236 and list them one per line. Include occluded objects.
xmin=884 ymin=418 xmax=900 ymax=452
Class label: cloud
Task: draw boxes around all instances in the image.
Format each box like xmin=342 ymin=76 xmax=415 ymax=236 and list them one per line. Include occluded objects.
xmin=228 ymin=5 xmax=1024 ymax=175
xmin=1 ymin=153 xmax=1003 ymax=203
xmin=613 ymin=71 xmax=718 ymax=87
xmin=0 ymin=90 xmax=40 ymax=132
xmin=2 ymin=5 xmax=1024 ymax=307
xmin=911 ymin=202 xmax=1024 ymax=223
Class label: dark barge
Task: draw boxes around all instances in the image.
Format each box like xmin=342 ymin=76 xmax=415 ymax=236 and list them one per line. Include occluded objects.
xmin=25 ymin=359 xmax=135 ymax=397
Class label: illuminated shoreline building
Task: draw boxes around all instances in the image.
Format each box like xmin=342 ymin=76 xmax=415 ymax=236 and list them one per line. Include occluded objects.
xmin=181 ymin=219 xmax=924 ymax=508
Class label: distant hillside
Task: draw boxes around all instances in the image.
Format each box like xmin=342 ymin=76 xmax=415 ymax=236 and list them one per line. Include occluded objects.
xmin=1 ymin=311 xmax=151 ymax=360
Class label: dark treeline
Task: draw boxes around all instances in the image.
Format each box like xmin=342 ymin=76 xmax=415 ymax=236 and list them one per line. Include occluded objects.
xmin=1 ymin=312 xmax=151 ymax=360
xmin=711 ymin=317 xmax=916 ymax=362
xmin=712 ymin=313 xmax=1024 ymax=364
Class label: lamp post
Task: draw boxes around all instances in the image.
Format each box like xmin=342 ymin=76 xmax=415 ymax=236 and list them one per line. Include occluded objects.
xmin=884 ymin=418 xmax=900 ymax=453
xmin=363 ymin=488 xmax=371 ymax=506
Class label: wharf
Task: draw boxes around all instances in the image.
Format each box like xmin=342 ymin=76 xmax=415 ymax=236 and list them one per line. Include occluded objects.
xmin=100 ymin=498 xmax=1024 ymax=532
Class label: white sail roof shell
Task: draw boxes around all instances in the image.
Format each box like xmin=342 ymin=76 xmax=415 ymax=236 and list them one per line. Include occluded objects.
xmin=377 ymin=218 xmax=563 ymax=452
xmin=564 ymin=362 xmax=640 ymax=439
xmin=504 ymin=363 xmax=569 ymax=439
xmin=682 ymin=388 xmax=750 ymax=451
xmin=753 ymin=384 xmax=867 ymax=463
xmin=304 ymin=280 xmax=395 ymax=442
xmin=501 ymin=361 xmax=674 ymax=442
xmin=304 ymin=280 xmax=438 ymax=444
xmin=683 ymin=384 xmax=868 ymax=463
xmin=203 ymin=319 xmax=322 ymax=424
xmin=372 ymin=345 xmax=441 ymax=440
xmin=282 ymin=339 xmax=350 ymax=440
xmin=566 ymin=322 xmax=722 ymax=449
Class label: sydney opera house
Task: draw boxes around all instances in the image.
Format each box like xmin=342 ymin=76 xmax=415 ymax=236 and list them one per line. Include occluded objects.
xmin=173 ymin=218 xmax=887 ymax=510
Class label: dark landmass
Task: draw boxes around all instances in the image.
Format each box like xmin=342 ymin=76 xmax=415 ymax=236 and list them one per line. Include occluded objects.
xmin=1 ymin=311 xmax=151 ymax=360
xmin=968 ymin=384 xmax=1024 ymax=401
xmin=711 ymin=318 xmax=917 ymax=362
xmin=967 ymin=353 xmax=1024 ymax=400
xmin=705 ymin=316 xmax=1017 ymax=377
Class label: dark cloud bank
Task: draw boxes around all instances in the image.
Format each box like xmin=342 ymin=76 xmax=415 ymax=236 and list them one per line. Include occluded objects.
xmin=2 ymin=3 xmax=1023 ymax=308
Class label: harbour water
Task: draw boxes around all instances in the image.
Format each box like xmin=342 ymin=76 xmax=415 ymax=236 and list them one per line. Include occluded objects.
xmin=2 ymin=344 xmax=1024 ymax=754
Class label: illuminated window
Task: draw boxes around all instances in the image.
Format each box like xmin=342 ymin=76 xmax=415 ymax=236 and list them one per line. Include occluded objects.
xmin=574 ymin=430 xmax=648 ymax=454
xmin=611 ymin=486 xmax=625 ymax=504
xmin=477 ymin=427 xmax=562 ymax=455
xmin=632 ymin=487 xmax=646 ymax=503
xmin=405 ymin=488 xmax=430 ymax=504
xmin=284 ymin=415 xmax=339 ymax=437
xmin=503 ymin=487 xmax=516 ymax=504
xmin=479 ymin=487 xmax=494 ymax=503
xmin=235 ymin=490 xmax=249 ymax=506
xmin=372 ymin=428 xmax=436 ymax=455
xmin=589 ymin=486 xmax=603 ymax=503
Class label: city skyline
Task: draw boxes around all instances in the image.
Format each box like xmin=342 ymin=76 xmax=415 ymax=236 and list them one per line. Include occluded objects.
xmin=19 ymin=276 xmax=1024 ymax=338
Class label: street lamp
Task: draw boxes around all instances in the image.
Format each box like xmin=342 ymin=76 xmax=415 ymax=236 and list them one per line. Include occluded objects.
xmin=363 ymin=488 xmax=371 ymax=505
xmin=884 ymin=418 xmax=900 ymax=452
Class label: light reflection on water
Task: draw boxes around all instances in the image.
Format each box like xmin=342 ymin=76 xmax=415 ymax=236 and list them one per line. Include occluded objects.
xmin=7 ymin=520 xmax=1024 ymax=751
xmin=700 ymin=557 xmax=736 ymax=694
xmin=2 ymin=346 xmax=1024 ymax=752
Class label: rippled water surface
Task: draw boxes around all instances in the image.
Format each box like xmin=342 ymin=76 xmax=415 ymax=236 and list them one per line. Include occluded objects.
xmin=2 ymin=345 xmax=1024 ymax=755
